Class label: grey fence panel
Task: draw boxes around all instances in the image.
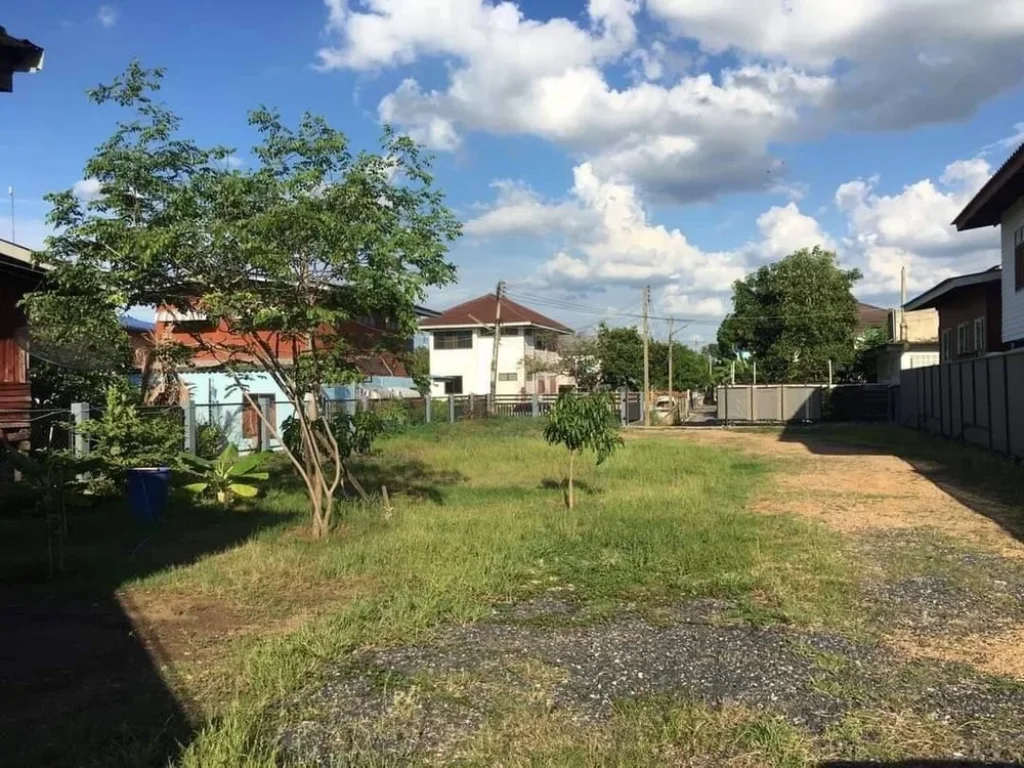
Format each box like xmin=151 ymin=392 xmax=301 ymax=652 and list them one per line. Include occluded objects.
xmin=1008 ymin=353 xmax=1024 ymax=460
xmin=754 ymin=386 xmax=783 ymax=421
xmin=949 ymin=363 xmax=963 ymax=439
xmin=897 ymin=349 xmax=1024 ymax=462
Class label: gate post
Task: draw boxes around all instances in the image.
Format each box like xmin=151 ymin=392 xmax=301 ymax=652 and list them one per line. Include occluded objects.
xmin=184 ymin=401 xmax=197 ymax=454
xmin=425 ymin=395 xmax=432 ymax=424
xmin=532 ymin=392 xmax=539 ymax=418
xmin=71 ymin=402 xmax=90 ymax=458
xmin=448 ymin=393 xmax=455 ymax=423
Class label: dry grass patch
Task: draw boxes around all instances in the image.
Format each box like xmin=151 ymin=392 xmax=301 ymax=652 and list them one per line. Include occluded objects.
xmin=888 ymin=628 xmax=1024 ymax=681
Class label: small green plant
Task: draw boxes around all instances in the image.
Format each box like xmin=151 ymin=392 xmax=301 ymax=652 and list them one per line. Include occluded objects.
xmin=78 ymin=386 xmax=184 ymax=492
xmin=196 ymin=421 xmax=229 ymax=460
xmin=2 ymin=448 xmax=100 ymax=574
xmin=180 ymin=445 xmax=269 ymax=505
xmin=543 ymin=392 xmax=623 ymax=509
xmin=281 ymin=409 xmax=385 ymax=489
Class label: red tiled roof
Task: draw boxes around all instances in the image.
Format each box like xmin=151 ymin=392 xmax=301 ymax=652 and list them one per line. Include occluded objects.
xmin=421 ymin=294 xmax=573 ymax=334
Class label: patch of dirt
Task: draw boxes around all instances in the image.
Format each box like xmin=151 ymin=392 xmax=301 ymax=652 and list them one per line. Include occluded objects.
xmin=888 ymin=628 xmax=1024 ymax=681
xmin=670 ymin=429 xmax=1024 ymax=557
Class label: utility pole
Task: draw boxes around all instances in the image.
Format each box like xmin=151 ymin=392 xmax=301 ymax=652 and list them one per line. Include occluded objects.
xmin=667 ymin=317 xmax=674 ymax=409
xmin=642 ymin=285 xmax=651 ymax=426
xmin=8 ymin=187 xmax=14 ymax=242
xmin=488 ymin=280 xmax=506 ymax=414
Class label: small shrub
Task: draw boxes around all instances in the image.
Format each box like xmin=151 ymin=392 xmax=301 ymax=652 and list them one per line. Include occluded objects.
xmin=180 ymin=445 xmax=269 ymax=505
xmin=196 ymin=421 xmax=229 ymax=460
xmin=543 ymin=392 xmax=623 ymax=509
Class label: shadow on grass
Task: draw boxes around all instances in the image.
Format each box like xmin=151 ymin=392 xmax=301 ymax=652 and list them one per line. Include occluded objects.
xmin=779 ymin=423 xmax=1024 ymax=543
xmin=819 ymin=761 xmax=1019 ymax=767
xmin=351 ymin=456 xmax=466 ymax=504
xmin=0 ymin=486 xmax=296 ymax=768
xmin=539 ymin=477 xmax=601 ymax=504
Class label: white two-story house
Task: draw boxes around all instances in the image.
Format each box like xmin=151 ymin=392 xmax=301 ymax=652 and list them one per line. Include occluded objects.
xmin=953 ymin=142 xmax=1024 ymax=349
xmin=421 ymin=294 xmax=574 ymax=396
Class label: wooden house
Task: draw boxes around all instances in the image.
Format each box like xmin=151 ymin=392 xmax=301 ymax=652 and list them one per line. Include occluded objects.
xmin=0 ymin=239 xmax=44 ymax=444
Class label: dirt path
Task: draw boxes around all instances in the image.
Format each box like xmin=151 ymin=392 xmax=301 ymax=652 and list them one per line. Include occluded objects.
xmin=668 ymin=428 xmax=1024 ymax=557
xmin=667 ymin=428 xmax=1024 ymax=685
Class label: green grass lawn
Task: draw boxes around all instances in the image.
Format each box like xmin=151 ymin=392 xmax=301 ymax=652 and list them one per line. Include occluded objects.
xmin=0 ymin=420 xmax=885 ymax=767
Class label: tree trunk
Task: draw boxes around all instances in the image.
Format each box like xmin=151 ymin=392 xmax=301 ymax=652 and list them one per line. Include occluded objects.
xmin=567 ymin=451 xmax=575 ymax=510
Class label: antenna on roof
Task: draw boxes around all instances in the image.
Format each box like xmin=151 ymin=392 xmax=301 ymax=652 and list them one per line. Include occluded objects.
xmin=8 ymin=186 xmax=14 ymax=242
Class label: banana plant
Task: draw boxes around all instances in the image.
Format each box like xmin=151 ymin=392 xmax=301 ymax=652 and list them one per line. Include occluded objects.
xmin=179 ymin=445 xmax=269 ymax=505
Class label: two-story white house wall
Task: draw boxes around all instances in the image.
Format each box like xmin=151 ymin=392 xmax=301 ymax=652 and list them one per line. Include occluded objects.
xmin=953 ymin=142 xmax=1024 ymax=349
xmin=421 ymin=294 xmax=574 ymax=396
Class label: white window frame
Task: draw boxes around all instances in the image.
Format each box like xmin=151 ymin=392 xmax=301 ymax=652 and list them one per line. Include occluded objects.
xmin=956 ymin=323 xmax=968 ymax=357
xmin=974 ymin=316 xmax=986 ymax=355
xmin=498 ymin=372 xmax=518 ymax=382
xmin=941 ymin=328 xmax=952 ymax=362
xmin=433 ymin=330 xmax=473 ymax=350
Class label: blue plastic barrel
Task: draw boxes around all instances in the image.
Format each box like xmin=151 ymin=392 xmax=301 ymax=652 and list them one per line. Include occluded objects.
xmin=126 ymin=467 xmax=170 ymax=523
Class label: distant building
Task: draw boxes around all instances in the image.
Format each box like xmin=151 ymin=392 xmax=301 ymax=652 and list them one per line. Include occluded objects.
xmin=953 ymin=142 xmax=1024 ymax=348
xmin=421 ymin=294 xmax=574 ymax=396
xmin=875 ymin=307 xmax=940 ymax=383
xmin=904 ymin=267 xmax=1004 ymax=363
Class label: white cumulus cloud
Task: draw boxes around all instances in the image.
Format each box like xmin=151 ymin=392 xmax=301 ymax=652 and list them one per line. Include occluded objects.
xmin=96 ymin=5 xmax=118 ymax=28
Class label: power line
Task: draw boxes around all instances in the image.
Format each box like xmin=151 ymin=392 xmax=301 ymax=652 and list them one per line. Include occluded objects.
xmin=505 ymin=289 xmax=875 ymax=325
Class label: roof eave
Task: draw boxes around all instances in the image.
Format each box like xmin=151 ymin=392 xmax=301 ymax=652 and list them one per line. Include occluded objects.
xmin=953 ymin=142 xmax=1024 ymax=231
xmin=903 ymin=270 xmax=1002 ymax=311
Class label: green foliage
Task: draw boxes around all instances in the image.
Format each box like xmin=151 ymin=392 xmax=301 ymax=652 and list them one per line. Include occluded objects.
xmin=1 ymin=447 xmax=101 ymax=573
xmin=19 ymin=294 xmax=135 ymax=408
xmin=595 ymin=324 xmax=644 ymax=390
xmin=78 ymin=387 xmax=184 ymax=489
xmin=407 ymin=347 xmax=431 ymax=393
xmin=30 ymin=61 xmax=461 ymax=538
xmin=718 ymin=246 xmax=862 ymax=382
xmin=591 ymin=323 xmax=709 ymax=392
xmin=196 ymin=421 xmax=230 ymax=460
xmin=543 ymin=392 xmax=623 ymax=508
xmin=842 ymin=325 xmax=888 ymax=383
xmin=372 ymin=399 xmax=410 ymax=434
xmin=180 ymin=445 xmax=269 ymax=505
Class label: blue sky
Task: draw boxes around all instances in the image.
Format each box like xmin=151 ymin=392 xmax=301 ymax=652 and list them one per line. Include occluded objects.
xmin=4 ymin=0 xmax=1023 ymax=345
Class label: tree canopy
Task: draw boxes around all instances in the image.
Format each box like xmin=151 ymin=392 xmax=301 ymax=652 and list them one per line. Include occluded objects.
xmin=717 ymin=247 xmax=862 ymax=383
xmin=27 ymin=62 xmax=461 ymax=537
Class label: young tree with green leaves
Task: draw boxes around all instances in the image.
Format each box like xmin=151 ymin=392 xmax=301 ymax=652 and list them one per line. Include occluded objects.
xmin=27 ymin=62 xmax=461 ymax=538
xmin=717 ymin=246 xmax=861 ymax=383
xmin=543 ymin=392 xmax=623 ymax=509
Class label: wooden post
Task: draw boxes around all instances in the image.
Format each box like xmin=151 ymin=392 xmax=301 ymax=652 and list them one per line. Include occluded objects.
xmin=448 ymin=393 xmax=455 ymax=423
xmin=752 ymin=359 xmax=757 ymax=386
xmin=828 ymin=359 xmax=833 ymax=389
xmin=532 ymin=392 xmax=539 ymax=418
xmin=425 ymin=394 xmax=432 ymax=424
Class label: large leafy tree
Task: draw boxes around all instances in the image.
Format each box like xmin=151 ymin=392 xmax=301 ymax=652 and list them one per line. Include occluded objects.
xmin=717 ymin=247 xmax=861 ymax=383
xmin=594 ymin=323 xmax=644 ymax=390
xmin=27 ymin=62 xmax=460 ymax=538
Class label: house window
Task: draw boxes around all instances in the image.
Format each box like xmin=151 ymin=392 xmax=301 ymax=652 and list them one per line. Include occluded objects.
xmin=533 ymin=332 xmax=558 ymax=351
xmin=956 ymin=323 xmax=969 ymax=357
xmin=433 ymin=330 xmax=473 ymax=350
xmin=242 ymin=395 xmax=276 ymax=443
xmin=498 ymin=372 xmax=518 ymax=382
xmin=941 ymin=328 xmax=952 ymax=362
xmin=974 ymin=317 xmax=986 ymax=354
xmin=1015 ymin=226 xmax=1024 ymax=291
xmin=442 ymin=376 xmax=463 ymax=395
xmin=501 ymin=327 xmax=519 ymax=336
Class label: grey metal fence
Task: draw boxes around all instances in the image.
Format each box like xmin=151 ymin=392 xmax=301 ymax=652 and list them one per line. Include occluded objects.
xmin=895 ymin=348 xmax=1024 ymax=461
xmin=716 ymin=383 xmax=891 ymax=423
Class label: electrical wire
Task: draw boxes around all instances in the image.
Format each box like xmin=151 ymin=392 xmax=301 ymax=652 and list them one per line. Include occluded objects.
xmin=505 ymin=288 xmax=876 ymax=325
